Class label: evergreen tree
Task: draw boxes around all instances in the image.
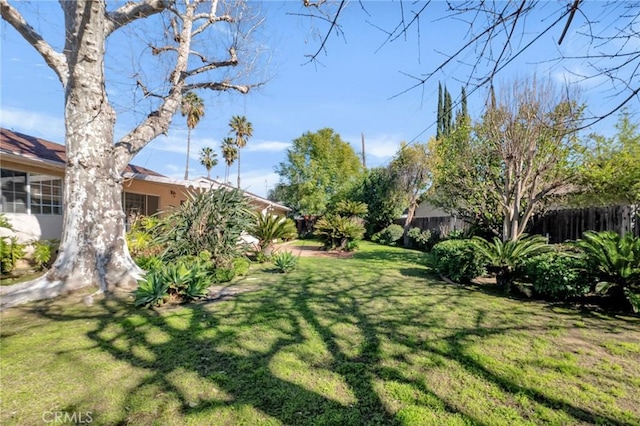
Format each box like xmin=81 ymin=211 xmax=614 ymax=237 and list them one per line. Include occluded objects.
xmin=437 ymin=82 xmax=443 ymax=139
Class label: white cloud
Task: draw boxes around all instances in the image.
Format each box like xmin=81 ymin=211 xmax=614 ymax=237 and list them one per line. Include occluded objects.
xmin=245 ymin=140 xmax=290 ymax=152
xmin=345 ymin=133 xmax=403 ymax=165
xmin=237 ymin=169 xmax=280 ymax=199
xmin=0 ymin=107 xmax=65 ymax=141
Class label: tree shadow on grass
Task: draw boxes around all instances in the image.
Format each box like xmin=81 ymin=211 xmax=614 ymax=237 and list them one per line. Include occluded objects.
xmin=9 ymin=261 xmax=639 ymax=425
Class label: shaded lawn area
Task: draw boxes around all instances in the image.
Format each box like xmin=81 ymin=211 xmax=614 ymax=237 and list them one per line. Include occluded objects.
xmin=1 ymin=242 xmax=639 ymax=425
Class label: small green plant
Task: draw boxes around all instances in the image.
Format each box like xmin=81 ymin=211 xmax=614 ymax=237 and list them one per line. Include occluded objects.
xmin=30 ymin=239 xmax=58 ymax=271
xmin=233 ymin=257 xmax=250 ymax=277
xmin=135 ymin=267 xmax=171 ymax=308
xmin=273 ymin=250 xmax=298 ymax=273
xmin=372 ymin=224 xmax=404 ymax=246
xmin=0 ymin=213 xmax=13 ymax=230
xmin=213 ymin=266 xmax=236 ymax=283
xmin=470 ymin=234 xmax=552 ymax=292
xmin=1 ymin=236 xmax=26 ymax=274
xmin=432 ymin=239 xmax=486 ymax=283
xmin=576 ymin=231 xmax=640 ymax=312
xmin=134 ymin=255 xmax=163 ymax=271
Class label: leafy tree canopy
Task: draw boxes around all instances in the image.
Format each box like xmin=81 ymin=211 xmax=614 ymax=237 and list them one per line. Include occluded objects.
xmin=575 ymin=111 xmax=640 ymax=206
xmin=275 ymin=128 xmax=363 ymax=215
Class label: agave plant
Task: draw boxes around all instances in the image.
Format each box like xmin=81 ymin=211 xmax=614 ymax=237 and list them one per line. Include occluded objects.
xmin=576 ymin=231 xmax=640 ymax=312
xmin=273 ymin=250 xmax=298 ymax=273
xmin=251 ymin=213 xmax=297 ymax=255
xmin=471 ymin=234 xmax=552 ymax=292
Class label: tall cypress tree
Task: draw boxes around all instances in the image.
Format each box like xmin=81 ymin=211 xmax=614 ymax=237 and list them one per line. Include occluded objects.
xmin=461 ymin=86 xmax=468 ymax=120
xmin=444 ymin=87 xmax=453 ymax=137
xmin=437 ymin=82 xmax=443 ymax=139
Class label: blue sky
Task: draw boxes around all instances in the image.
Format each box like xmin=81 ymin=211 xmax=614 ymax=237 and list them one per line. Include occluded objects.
xmin=1 ymin=1 xmax=638 ymax=198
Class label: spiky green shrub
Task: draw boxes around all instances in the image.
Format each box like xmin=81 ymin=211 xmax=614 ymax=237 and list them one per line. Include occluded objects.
xmin=314 ymin=214 xmax=365 ymax=250
xmin=334 ymin=200 xmax=368 ymax=218
xmin=372 ymin=224 xmax=404 ymax=246
xmin=0 ymin=236 xmax=26 ymax=274
xmin=273 ymin=250 xmax=298 ymax=273
xmin=251 ymin=213 xmax=297 ymax=254
xmin=471 ymin=235 xmax=552 ymax=292
xmin=576 ymin=231 xmax=640 ymax=312
xmin=30 ymin=239 xmax=58 ymax=271
xmin=135 ymin=268 xmax=171 ymax=308
xmin=432 ymin=239 xmax=486 ymax=283
xmin=134 ymin=259 xmax=212 ymax=308
xmin=157 ymin=188 xmax=254 ymax=266
xmin=522 ymin=251 xmax=595 ymax=300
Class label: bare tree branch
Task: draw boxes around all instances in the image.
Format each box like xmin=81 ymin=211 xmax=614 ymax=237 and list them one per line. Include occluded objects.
xmin=183 ymin=80 xmax=256 ymax=93
xmin=105 ymin=0 xmax=172 ymax=35
xmin=0 ymin=0 xmax=68 ymax=87
xmin=185 ymin=47 xmax=238 ymax=77
xmin=303 ymin=0 xmax=346 ymax=63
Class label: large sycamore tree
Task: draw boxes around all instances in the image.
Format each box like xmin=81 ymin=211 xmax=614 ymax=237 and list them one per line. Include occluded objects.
xmin=0 ymin=0 xmax=256 ymax=305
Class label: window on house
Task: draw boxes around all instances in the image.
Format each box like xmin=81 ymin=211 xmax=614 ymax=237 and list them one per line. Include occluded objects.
xmin=123 ymin=192 xmax=159 ymax=217
xmin=1 ymin=168 xmax=64 ymax=215
xmin=1 ymin=169 xmax=28 ymax=213
xmin=30 ymin=174 xmax=63 ymax=215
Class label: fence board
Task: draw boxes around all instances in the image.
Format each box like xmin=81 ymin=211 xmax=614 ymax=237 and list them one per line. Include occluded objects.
xmin=400 ymin=205 xmax=638 ymax=243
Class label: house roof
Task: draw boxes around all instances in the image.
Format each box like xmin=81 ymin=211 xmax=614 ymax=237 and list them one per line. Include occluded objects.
xmin=0 ymin=128 xmax=164 ymax=177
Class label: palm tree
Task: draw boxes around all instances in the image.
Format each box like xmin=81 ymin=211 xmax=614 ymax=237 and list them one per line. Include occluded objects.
xmin=228 ymin=115 xmax=253 ymax=188
xmin=181 ymin=92 xmax=205 ymax=180
xmin=221 ymin=137 xmax=237 ymax=184
xmin=199 ymin=147 xmax=218 ymax=179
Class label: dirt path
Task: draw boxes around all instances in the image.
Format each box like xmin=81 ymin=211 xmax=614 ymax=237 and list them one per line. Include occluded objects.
xmin=275 ymin=240 xmax=354 ymax=258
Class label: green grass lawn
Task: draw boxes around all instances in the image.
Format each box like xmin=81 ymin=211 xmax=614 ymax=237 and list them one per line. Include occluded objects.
xmin=1 ymin=242 xmax=639 ymax=425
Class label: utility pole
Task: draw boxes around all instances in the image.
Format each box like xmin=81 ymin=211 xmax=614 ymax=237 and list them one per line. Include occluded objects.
xmin=361 ymin=132 xmax=367 ymax=169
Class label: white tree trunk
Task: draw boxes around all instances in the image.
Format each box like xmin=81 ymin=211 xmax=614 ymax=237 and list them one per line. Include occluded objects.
xmin=1 ymin=1 xmax=140 ymax=310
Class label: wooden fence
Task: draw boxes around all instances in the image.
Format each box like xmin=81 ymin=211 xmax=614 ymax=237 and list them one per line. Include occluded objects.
xmin=395 ymin=215 xmax=468 ymax=237
xmin=529 ymin=205 xmax=639 ymax=243
xmin=401 ymin=205 xmax=638 ymax=243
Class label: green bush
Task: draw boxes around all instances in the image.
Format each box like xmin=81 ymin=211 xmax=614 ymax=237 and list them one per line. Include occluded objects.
xmin=213 ymin=267 xmax=236 ymax=283
xmin=407 ymin=227 xmax=432 ymax=251
xmin=31 ymin=239 xmax=58 ymax=271
xmin=273 ymin=251 xmax=298 ymax=273
xmin=134 ymin=255 xmax=163 ymax=271
xmin=372 ymin=224 xmax=404 ymax=246
xmin=576 ymin=231 xmax=640 ymax=312
xmin=432 ymin=239 xmax=486 ymax=283
xmin=0 ymin=236 xmax=26 ymax=274
xmin=233 ymin=257 xmax=250 ymax=277
xmin=522 ymin=251 xmax=595 ymax=300
xmin=314 ymin=214 xmax=365 ymax=250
